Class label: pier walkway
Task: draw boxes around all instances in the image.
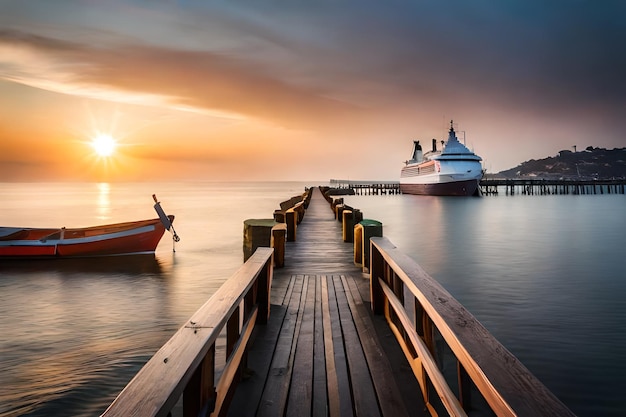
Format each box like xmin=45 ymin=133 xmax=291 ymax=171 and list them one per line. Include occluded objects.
xmin=102 ymin=186 xmax=575 ymax=417
xmin=227 ymin=187 xmax=422 ymax=417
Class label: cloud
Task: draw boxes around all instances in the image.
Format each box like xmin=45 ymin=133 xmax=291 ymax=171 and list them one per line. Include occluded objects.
xmin=2 ymin=0 xmax=625 ymax=127
xmin=0 ymin=28 xmax=367 ymax=132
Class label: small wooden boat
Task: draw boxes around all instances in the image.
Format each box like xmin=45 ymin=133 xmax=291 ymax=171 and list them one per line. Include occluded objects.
xmin=0 ymin=195 xmax=179 ymax=258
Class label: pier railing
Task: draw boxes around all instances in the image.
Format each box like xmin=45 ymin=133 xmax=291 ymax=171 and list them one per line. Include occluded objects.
xmin=369 ymin=237 xmax=575 ymax=416
xmin=100 ymin=247 xmax=274 ymax=417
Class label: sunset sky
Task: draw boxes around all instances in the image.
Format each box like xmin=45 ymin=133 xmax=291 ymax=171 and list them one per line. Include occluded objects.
xmin=1 ymin=1 xmax=624 ymax=182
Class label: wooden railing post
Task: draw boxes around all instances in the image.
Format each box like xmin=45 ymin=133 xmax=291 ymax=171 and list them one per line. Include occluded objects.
xmin=256 ymin=252 xmax=273 ymax=324
xmin=411 ymin=298 xmax=429 ymax=404
xmin=370 ymin=238 xmax=385 ymax=315
xmin=227 ymin=306 xmax=241 ymax=358
xmin=414 ymin=298 xmax=424 ymax=337
xmin=226 ymin=305 xmax=242 ymax=394
xmin=457 ymin=361 xmax=472 ymax=412
xmin=271 ymin=224 xmax=287 ymax=268
xmin=244 ymin=282 xmax=255 ymax=319
xmin=183 ymin=345 xmax=216 ymax=417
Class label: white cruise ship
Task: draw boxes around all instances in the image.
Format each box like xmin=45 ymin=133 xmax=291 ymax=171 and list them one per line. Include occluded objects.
xmin=400 ymin=120 xmax=483 ymax=196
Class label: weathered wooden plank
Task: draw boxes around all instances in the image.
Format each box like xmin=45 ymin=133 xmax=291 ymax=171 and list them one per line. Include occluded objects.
xmin=257 ymin=275 xmax=306 ymax=417
xmin=332 ymin=275 xmax=380 ymax=417
xmin=225 ymin=304 xmax=287 ymax=416
xmin=286 ymin=275 xmax=316 ymax=415
xmin=269 ymin=241 xmax=299 ymax=306
xmin=312 ymin=275 xmax=328 ymax=417
xmin=326 ymin=275 xmax=353 ymax=417
xmin=227 ymin=272 xmax=297 ymax=416
xmin=270 ymin=266 xmax=292 ymax=305
xmin=257 ymin=257 xmax=273 ymax=325
xmin=342 ymin=275 xmax=410 ymax=417
xmin=321 ymin=275 xmax=340 ymax=417
xmin=280 ymin=270 xmax=297 ymax=306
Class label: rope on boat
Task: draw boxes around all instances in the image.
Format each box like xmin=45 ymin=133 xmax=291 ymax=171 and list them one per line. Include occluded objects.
xmin=171 ymin=228 xmax=180 ymax=253
xmin=153 ymin=194 xmax=180 ymax=252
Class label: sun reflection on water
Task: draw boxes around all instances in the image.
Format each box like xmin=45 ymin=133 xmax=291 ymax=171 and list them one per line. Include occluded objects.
xmin=97 ymin=183 xmax=111 ymax=221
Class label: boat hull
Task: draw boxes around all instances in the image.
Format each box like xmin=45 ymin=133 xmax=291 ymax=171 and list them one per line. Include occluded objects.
xmin=400 ymin=178 xmax=480 ymax=196
xmin=0 ymin=216 xmax=173 ymax=259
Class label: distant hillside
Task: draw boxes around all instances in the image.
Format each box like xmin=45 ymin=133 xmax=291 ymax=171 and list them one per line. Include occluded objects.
xmin=494 ymin=146 xmax=626 ymax=179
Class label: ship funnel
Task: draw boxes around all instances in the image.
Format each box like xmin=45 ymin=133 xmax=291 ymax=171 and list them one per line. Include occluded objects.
xmin=432 ymin=138 xmax=437 ymax=152
xmin=411 ymin=140 xmax=423 ymax=163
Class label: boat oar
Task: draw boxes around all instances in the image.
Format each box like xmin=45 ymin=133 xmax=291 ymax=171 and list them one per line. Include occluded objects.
xmin=152 ymin=194 xmax=180 ymax=251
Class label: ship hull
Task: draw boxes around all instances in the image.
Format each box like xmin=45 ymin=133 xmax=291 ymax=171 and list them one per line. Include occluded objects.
xmin=400 ymin=178 xmax=480 ymax=196
xmin=400 ymin=159 xmax=483 ymax=196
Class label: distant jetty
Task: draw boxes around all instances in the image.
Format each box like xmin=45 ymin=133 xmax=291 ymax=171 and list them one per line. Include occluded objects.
xmin=480 ymin=178 xmax=626 ymax=195
xmin=329 ymin=179 xmax=401 ymax=195
xmin=329 ymin=178 xmax=626 ymax=196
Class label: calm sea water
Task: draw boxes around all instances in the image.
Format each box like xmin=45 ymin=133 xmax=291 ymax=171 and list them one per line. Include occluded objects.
xmin=0 ymin=182 xmax=624 ymax=416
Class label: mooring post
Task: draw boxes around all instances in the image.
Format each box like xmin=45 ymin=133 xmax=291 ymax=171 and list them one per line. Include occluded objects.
xmin=361 ymin=219 xmax=382 ymax=272
xmin=271 ymin=223 xmax=287 ymax=268
xmin=370 ymin=240 xmax=385 ymax=315
xmin=285 ymin=209 xmax=297 ymax=241
xmin=243 ymin=219 xmax=276 ymax=262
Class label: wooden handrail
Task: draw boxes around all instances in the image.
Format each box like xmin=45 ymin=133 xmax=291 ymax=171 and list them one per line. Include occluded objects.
xmin=370 ymin=237 xmax=575 ymax=416
xmin=101 ymin=247 xmax=274 ymax=417
xmin=378 ymin=278 xmax=467 ymax=417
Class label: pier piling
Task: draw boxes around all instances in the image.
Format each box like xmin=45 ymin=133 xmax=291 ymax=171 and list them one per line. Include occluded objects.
xmin=243 ymin=219 xmax=276 ymax=262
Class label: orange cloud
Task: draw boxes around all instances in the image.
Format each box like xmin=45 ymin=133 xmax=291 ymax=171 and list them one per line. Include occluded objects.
xmin=0 ymin=29 xmax=367 ymax=132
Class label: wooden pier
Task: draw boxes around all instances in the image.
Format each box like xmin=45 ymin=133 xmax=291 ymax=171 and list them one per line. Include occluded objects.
xmin=328 ymin=178 xmax=626 ymax=196
xmin=227 ymin=190 xmax=419 ymax=417
xmin=329 ymin=179 xmax=401 ymax=195
xmin=480 ymin=178 xmax=626 ymax=195
xmin=101 ymin=187 xmax=575 ymax=417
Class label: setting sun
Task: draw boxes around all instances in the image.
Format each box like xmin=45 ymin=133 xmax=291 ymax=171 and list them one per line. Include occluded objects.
xmin=91 ymin=133 xmax=117 ymax=157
